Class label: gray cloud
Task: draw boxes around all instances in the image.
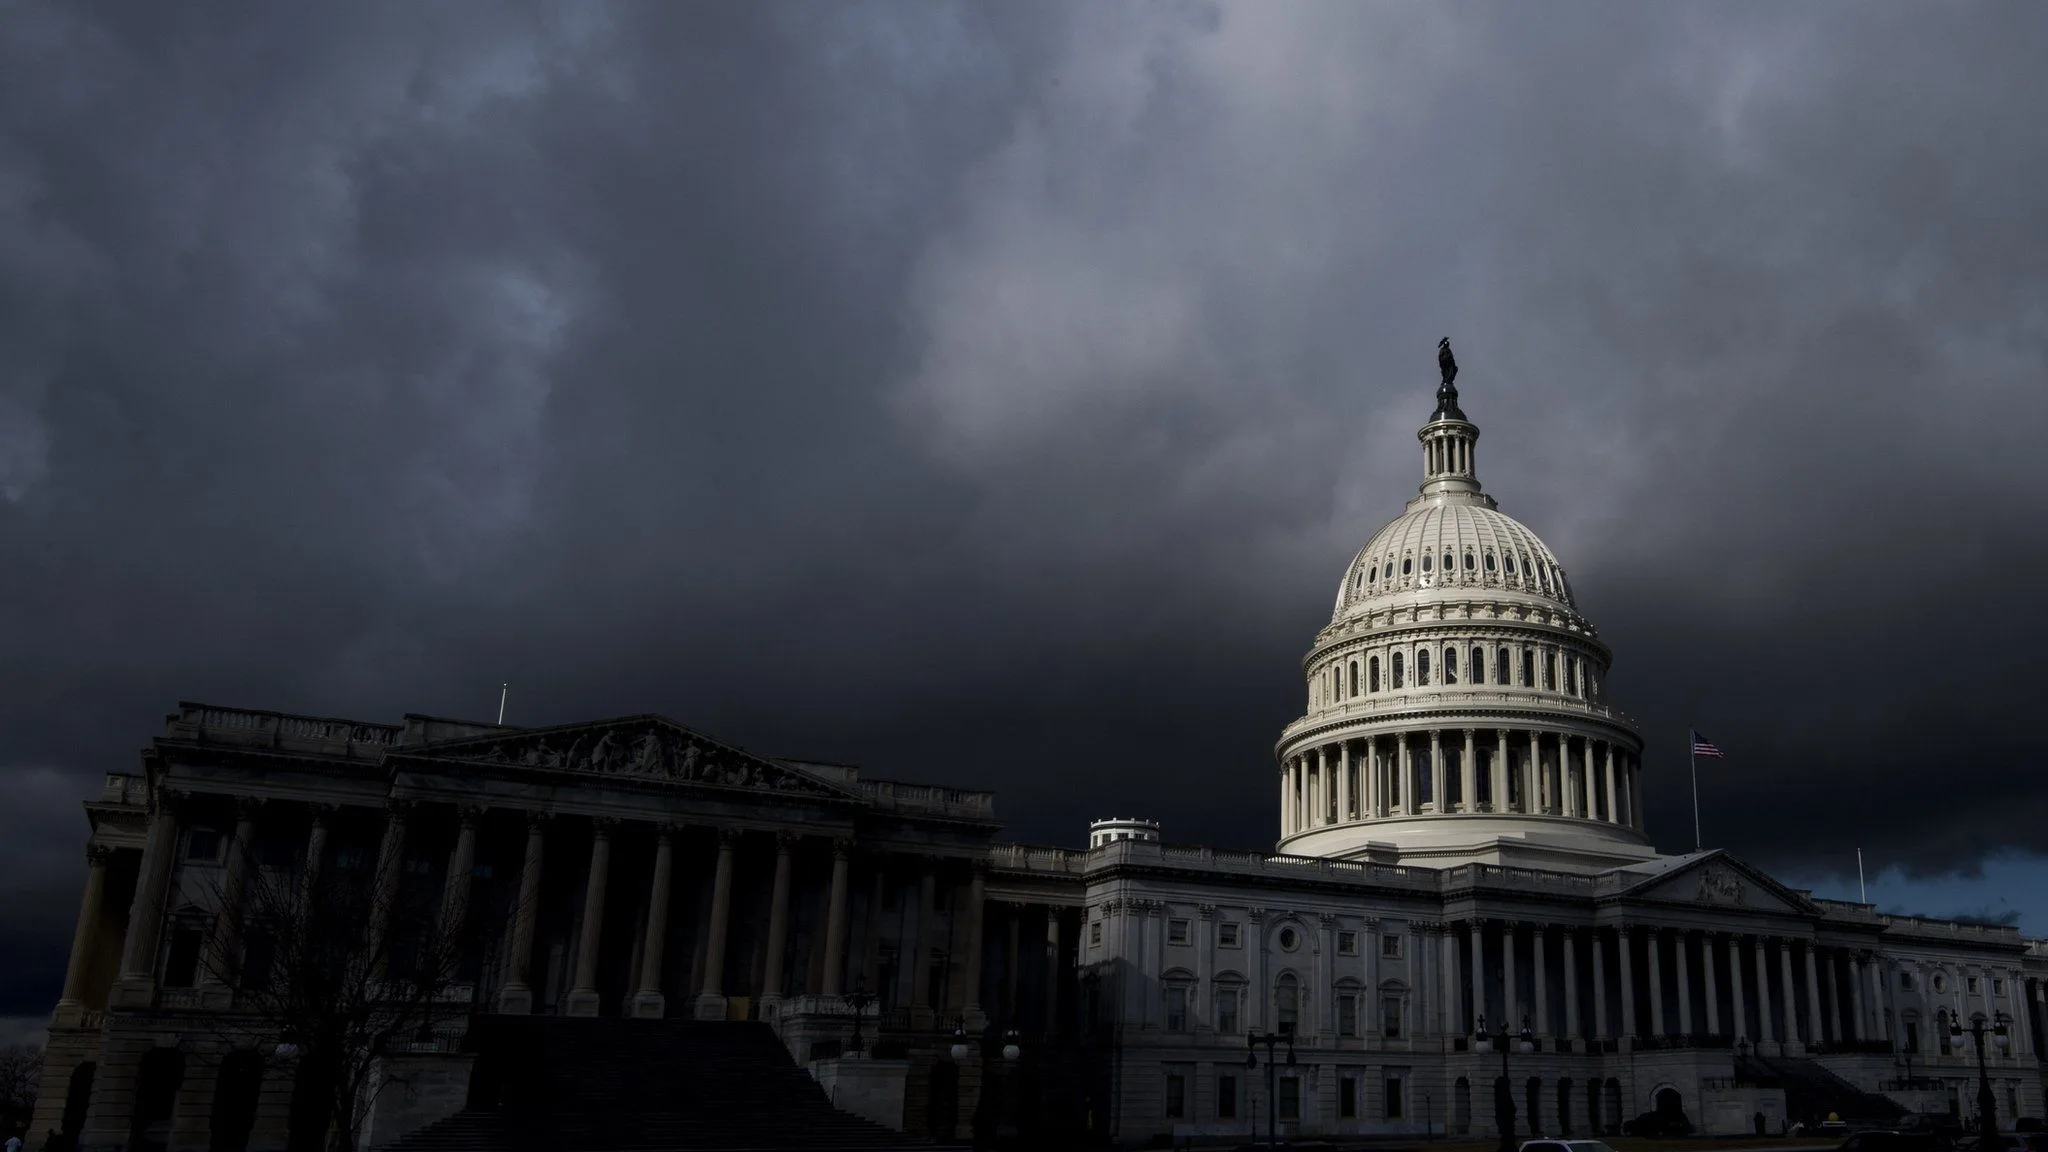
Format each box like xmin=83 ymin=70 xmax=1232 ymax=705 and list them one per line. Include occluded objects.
xmin=3 ymin=1 xmax=2046 ymax=1017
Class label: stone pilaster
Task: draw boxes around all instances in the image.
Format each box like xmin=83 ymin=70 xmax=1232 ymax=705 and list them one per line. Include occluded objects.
xmin=631 ymin=823 xmax=678 ymax=1018
xmin=564 ymin=817 xmax=616 ymax=1017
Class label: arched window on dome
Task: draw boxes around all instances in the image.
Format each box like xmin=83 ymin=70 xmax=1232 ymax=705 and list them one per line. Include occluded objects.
xmin=1471 ymin=645 xmax=1485 ymax=684
xmin=1444 ymin=646 xmax=1458 ymax=684
xmin=1421 ymin=554 xmax=1432 ymax=574
xmin=1391 ymin=652 xmax=1405 ymax=689
xmin=1369 ymin=656 xmax=1381 ymax=693
xmin=1348 ymin=661 xmax=1359 ymax=697
xmin=1417 ymin=649 xmax=1431 ymax=686
xmin=1519 ymin=554 xmax=1532 ymax=580
xmin=1464 ymin=550 xmax=1475 ymax=571
xmin=1521 ymin=650 xmax=1535 ymax=688
xmin=1563 ymin=656 xmax=1576 ymax=696
xmin=1356 ymin=570 xmax=1365 ymax=591
xmin=1543 ymin=652 xmax=1556 ymax=691
xmin=1401 ymin=556 xmax=1412 ymax=576
xmin=1485 ymin=550 xmax=1497 ymax=573
xmin=1443 ymin=551 xmax=1454 ymax=574
xmin=1496 ymin=647 xmax=1510 ymax=685
xmin=1505 ymin=553 xmax=1517 ymax=575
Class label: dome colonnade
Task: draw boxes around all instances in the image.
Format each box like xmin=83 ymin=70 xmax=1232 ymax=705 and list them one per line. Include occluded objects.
xmin=1275 ymin=355 xmax=1648 ymax=868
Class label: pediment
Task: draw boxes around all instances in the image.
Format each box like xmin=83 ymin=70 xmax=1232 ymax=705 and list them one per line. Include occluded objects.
xmin=399 ymin=715 xmax=859 ymax=801
xmin=1606 ymin=851 xmax=1817 ymax=916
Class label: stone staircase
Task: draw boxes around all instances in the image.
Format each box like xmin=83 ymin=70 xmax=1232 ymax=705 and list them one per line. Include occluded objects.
xmin=379 ymin=1017 xmax=945 ymax=1152
xmin=1737 ymin=1052 xmax=1907 ymax=1126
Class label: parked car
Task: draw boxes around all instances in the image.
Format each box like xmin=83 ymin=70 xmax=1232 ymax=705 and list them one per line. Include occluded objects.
xmin=1520 ymin=1141 xmax=1618 ymax=1152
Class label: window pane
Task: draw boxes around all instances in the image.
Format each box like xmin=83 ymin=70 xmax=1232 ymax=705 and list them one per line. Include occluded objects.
xmin=1218 ymin=1074 xmax=1237 ymax=1119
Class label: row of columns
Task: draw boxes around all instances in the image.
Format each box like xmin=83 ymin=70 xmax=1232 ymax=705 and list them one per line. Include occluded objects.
xmin=1280 ymin=730 xmax=1640 ymax=836
xmin=90 ymin=790 xmax=918 ymax=1021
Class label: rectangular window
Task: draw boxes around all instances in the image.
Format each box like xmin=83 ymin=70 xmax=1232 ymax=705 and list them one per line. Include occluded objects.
xmin=1339 ymin=1075 xmax=1358 ymax=1119
xmin=185 ymin=828 xmax=222 ymax=862
xmin=1165 ymin=1073 xmax=1186 ymax=1120
xmin=1522 ymin=651 xmax=1535 ymax=687
xmin=1382 ymin=933 xmax=1402 ymax=958
xmin=1215 ymin=989 xmax=1239 ymax=1034
xmin=1995 ymin=979 xmax=2006 ymax=995
xmin=1090 ymin=921 xmax=1102 ymax=947
xmin=1217 ymin=1074 xmax=1238 ymax=1120
xmin=1382 ymin=996 xmax=1403 ymax=1038
xmin=1338 ymin=930 xmax=1358 ymax=955
xmin=1168 ymin=918 xmax=1190 ymax=945
xmin=1338 ymin=994 xmax=1358 ymax=1037
xmin=163 ymin=924 xmax=204 ymax=988
xmin=1967 ymin=977 xmax=1981 ymax=995
xmin=1167 ymin=986 xmax=1188 ymax=1032
xmin=1219 ymin=922 xmax=1242 ymax=948
xmin=1905 ymin=1020 xmax=1920 ymax=1052
xmin=1901 ymin=972 xmax=1915 ymax=990
xmin=1384 ymin=1076 xmax=1405 ymax=1120
xmin=1279 ymin=1077 xmax=1301 ymax=1121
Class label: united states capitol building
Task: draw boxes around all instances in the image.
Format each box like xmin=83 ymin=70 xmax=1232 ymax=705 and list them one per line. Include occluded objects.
xmin=32 ymin=359 xmax=2048 ymax=1150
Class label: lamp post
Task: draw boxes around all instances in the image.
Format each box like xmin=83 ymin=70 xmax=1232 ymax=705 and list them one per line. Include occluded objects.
xmin=1475 ymin=1014 xmax=1534 ymax=1152
xmin=844 ymin=981 xmax=875 ymax=1056
xmin=1950 ymin=1012 xmax=2010 ymax=1136
xmin=974 ymin=1028 xmax=1022 ymax=1150
xmin=1245 ymin=1030 xmax=1295 ymax=1152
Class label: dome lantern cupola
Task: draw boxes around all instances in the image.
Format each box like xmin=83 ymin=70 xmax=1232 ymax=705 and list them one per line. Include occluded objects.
xmin=1419 ymin=337 xmax=1483 ymax=501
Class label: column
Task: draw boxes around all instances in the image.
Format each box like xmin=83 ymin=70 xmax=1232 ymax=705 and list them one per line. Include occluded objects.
xmin=204 ymin=799 xmax=264 ymax=994
xmin=1583 ymin=740 xmax=1598 ymax=820
xmin=695 ymin=829 xmax=739 ymax=1018
xmin=1729 ymin=936 xmax=1748 ymax=1043
xmin=1442 ymin=923 xmax=1462 ymax=1035
xmin=564 ymin=817 xmax=615 ymax=1016
xmin=962 ymin=863 xmax=989 ymax=1020
xmin=1604 ymin=744 xmax=1619 ymax=823
xmin=1848 ymin=954 xmax=1867 ymax=1042
xmin=1754 ymin=938 xmax=1776 ymax=1043
xmin=1647 ymin=928 xmax=1666 ymax=1037
xmin=1528 ymin=732 xmax=1543 ymax=812
xmin=1503 ymin=922 xmax=1520 ymax=1027
xmin=631 ymin=824 xmax=678 ymax=1018
xmin=438 ymin=805 xmax=483 ymax=946
xmin=821 ymin=839 xmax=853 ymax=997
xmin=497 ymin=813 xmax=548 ymax=1014
xmin=1618 ymin=926 xmax=1637 ymax=1039
xmin=1563 ymin=929 xmax=1580 ymax=1047
xmin=1675 ymin=931 xmax=1694 ymax=1036
xmin=1533 ymin=925 xmax=1551 ymax=1038
xmin=1560 ymin=736 xmax=1577 ymax=817
xmin=1367 ymin=737 xmax=1381 ymax=817
xmin=1397 ymin=737 xmax=1412 ymax=815
xmin=756 ymin=832 xmax=797 ymax=1007
xmin=54 ymin=846 xmax=113 ymax=1022
xmin=1045 ymin=907 xmax=1064 ymax=1031
xmin=1429 ymin=731 xmax=1445 ymax=812
xmin=302 ymin=803 xmax=333 ymax=893
xmin=1804 ymin=942 xmax=1825 ymax=1045
xmin=910 ymin=865 xmax=939 ymax=1013
xmin=1495 ymin=729 xmax=1513 ymax=812
xmin=112 ymin=792 xmax=184 ymax=1007
xmin=1592 ymin=929 xmax=1610 ymax=1040
xmin=1866 ymin=954 xmax=1886 ymax=1042
xmin=1703 ymin=933 xmax=1722 ymax=1038
xmin=362 ymin=801 xmax=407 ymax=976
xmin=1462 ymin=729 xmax=1478 ymax=812
xmin=1778 ymin=939 xmax=1799 ymax=1046
xmin=1338 ymin=741 xmax=1352 ymax=822
xmin=1468 ymin=921 xmax=1485 ymax=1032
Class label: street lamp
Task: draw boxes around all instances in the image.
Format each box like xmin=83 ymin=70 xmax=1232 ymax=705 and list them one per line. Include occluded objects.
xmin=844 ymin=981 xmax=876 ymax=1056
xmin=950 ymin=1026 xmax=972 ymax=1063
xmin=1474 ymin=1014 xmax=1534 ymax=1152
xmin=1246 ymin=1030 xmax=1296 ymax=1152
xmin=1949 ymin=1012 xmax=2010 ymax=1136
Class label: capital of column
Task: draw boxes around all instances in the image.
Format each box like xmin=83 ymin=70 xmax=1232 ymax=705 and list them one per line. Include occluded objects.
xmin=654 ymin=820 xmax=682 ymax=843
xmin=830 ymin=836 xmax=854 ymax=858
xmin=1248 ymin=908 xmax=1266 ymax=924
xmin=85 ymin=843 xmax=115 ymax=867
xmin=237 ymin=795 xmax=270 ymax=819
xmin=457 ymin=803 xmax=488 ymax=828
xmin=1318 ymin=913 xmax=1336 ymax=929
xmin=1197 ymin=905 xmax=1217 ymax=920
xmin=774 ymin=830 xmax=799 ymax=853
xmin=307 ymin=801 xmax=339 ymax=826
xmin=591 ymin=815 xmax=620 ymax=836
xmin=715 ymin=826 xmax=743 ymax=848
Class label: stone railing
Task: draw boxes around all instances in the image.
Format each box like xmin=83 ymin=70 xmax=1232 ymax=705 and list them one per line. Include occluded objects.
xmin=1093 ymin=841 xmax=1441 ymax=891
xmin=987 ymin=844 xmax=1090 ymax=874
xmin=857 ymin=780 xmax=996 ymax=820
xmin=1876 ymin=913 xmax=2022 ymax=943
xmin=97 ymin=774 xmax=149 ymax=807
xmin=1457 ymin=862 xmax=1600 ymax=895
xmin=1280 ymin=688 xmax=1636 ymax=743
xmin=169 ymin=702 xmax=401 ymax=753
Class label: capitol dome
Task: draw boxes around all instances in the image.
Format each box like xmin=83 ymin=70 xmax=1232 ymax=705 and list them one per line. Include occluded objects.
xmin=1274 ymin=348 xmax=1651 ymax=873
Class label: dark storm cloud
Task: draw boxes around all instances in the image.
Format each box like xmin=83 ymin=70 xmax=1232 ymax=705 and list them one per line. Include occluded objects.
xmin=3 ymin=1 xmax=2047 ymax=1020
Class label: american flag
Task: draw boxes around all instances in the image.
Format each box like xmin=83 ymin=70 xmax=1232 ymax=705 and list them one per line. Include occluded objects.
xmin=1690 ymin=731 xmax=1726 ymax=759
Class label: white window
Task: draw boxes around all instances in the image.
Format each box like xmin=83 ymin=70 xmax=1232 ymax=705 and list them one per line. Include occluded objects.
xmin=1219 ymin=922 xmax=1242 ymax=948
xmin=1168 ymin=918 xmax=1190 ymax=945
xmin=1382 ymin=933 xmax=1403 ymax=958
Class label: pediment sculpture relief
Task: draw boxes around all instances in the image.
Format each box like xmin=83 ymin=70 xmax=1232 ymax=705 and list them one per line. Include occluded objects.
xmin=1694 ymin=867 xmax=1746 ymax=906
xmin=450 ymin=723 xmax=843 ymax=797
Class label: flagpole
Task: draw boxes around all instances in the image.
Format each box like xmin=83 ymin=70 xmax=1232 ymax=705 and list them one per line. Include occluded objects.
xmin=497 ymin=683 xmax=509 ymax=725
xmin=1857 ymin=848 xmax=1867 ymax=904
xmin=1689 ymin=728 xmax=1702 ymax=852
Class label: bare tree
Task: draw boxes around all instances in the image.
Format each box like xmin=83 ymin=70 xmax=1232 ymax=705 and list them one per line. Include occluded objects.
xmin=195 ymin=829 xmax=484 ymax=1152
xmin=0 ymin=1044 xmax=39 ymax=1139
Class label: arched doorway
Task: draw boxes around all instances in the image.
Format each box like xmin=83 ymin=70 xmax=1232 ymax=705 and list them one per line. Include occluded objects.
xmin=1557 ymin=1078 xmax=1574 ymax=1136
xmin=1654 ymin=1086 xmax=1685 ymax=1130
xmin=1604 ymin=1078 xmax=1623 ymax=1133
xmin=209 ymin=1050 xmax=266 ymax=1152
xmin=1526 ymin=1077 xmax=1543 ymax=1135
xmin=129 ymin=1049 xmax=185 ymax=1152
xmin=927 ymin=1059 xmax=960 ymax=1140
xmin=1454 ymin=1077 xmax=1472 ymax=1135
xmin=57 ymin=1061 xmax=96 ymax=1152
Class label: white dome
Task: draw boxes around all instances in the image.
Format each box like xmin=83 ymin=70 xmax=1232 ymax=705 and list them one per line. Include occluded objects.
xmin=1333 ymin=500 xmax=1577 ymax=621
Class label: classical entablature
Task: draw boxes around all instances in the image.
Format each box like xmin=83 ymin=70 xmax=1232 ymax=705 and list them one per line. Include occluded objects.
xmin=388 ymin=715 xmax=862 ymax=803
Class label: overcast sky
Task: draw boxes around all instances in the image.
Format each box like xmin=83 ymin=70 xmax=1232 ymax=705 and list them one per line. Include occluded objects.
xmin=4 ymin=1 xmax=2047 ymax=1035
